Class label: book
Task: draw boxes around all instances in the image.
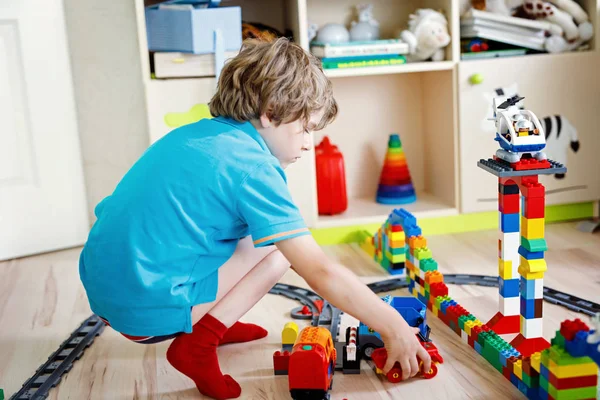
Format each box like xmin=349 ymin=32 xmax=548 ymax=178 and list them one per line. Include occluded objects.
xmin=461 ymin=8 xmax=563 ymax=36
xmin=321 ymin=54 xmax=407 ymax=69
xmin=461 ymin=19 xmax=547 ymax=39
xmin=461 ymin=26 xmax=546 ymax=51
xmin=310 ymin=39 xmax=409 ymax=59
xmin=461 ymin=48 xmax=528 ymax=60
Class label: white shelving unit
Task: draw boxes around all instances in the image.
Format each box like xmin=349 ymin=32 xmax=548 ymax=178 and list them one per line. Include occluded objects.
xmin=134 ymin=0 xmax=600 ymax=230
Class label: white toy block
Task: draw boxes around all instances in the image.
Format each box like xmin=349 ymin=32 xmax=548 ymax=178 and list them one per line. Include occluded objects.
xmin=522 ymin=317 xmax=543 ymax=338
xmin=500 ymin=295 xmax=520 ymax=316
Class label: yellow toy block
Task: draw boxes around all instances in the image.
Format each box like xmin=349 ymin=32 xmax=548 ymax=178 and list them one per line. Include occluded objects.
xmin=513 ymin=359 xmax=523 ymax=380
xmin=531 ymin=352 xmax=541 ymax=372
xmin=432 ymin=305 xmax=439 ymax=317
xmin=521 ymin=216 xmax=545 ymax=239
xmin=548 ymin=360 xmax=598 ymax=379
xmin=499 ymin=259 xmax=513 ymax=280
xmin=518 ymin=257 xmax=547 ymax=279
xmin=282 ymin=322 xmax=299 ymax=346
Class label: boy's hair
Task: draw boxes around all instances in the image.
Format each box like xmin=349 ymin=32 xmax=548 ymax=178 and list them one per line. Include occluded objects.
xmin=209 ymin=37 xmax=338 ymax=131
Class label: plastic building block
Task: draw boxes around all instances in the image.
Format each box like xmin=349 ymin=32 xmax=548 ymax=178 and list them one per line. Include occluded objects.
xmin=487 ymin=312 xmax=521 ymax=334
xmin=282 ymin=322 xmax=299 ymax=350
xmin=479 ymin=158 xmax=566 ymax=177
xmin=273 ymin=350 xmax=291 ymax=375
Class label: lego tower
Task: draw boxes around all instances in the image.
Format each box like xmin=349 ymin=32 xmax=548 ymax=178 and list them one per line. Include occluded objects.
xmin=478 ymin=158 xmax=566 ymax=357
xmin=376 ymin=134 xmax=416 ymax=205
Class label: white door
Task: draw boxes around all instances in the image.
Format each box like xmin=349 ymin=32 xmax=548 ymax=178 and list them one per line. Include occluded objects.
xmin=0 ymin=0 xmax=89 ymax=260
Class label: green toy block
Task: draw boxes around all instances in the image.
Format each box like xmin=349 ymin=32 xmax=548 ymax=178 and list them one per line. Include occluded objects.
xmin=521 ymin=237 xmax=548 ymax=252
xmin=415 ymin=247 xmax=433 ymax=260
xmin=548 ymin=383 xmax=597 ymax=400
xmin=551 ymin=331 xmax=566 ymax=348
xmin=420 ymin=258 xmax=438 ymax=272
xmin=548 ymin=345 xmax=595 ymax=365
xmin=1 ymin=388 xmax=4 ymax=400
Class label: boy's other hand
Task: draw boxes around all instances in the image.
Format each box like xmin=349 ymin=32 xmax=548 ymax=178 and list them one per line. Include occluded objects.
xmin=381 ymin=326 xmax=432 ymax=380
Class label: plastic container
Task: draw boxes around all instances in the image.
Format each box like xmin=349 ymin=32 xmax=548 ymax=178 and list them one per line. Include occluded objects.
xmin=315 ymin=136 xmax=348 ymax=215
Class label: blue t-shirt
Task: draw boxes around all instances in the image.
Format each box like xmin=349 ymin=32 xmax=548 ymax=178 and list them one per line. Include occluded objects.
xmin=79 ymin=116 xmax=310 ymax=336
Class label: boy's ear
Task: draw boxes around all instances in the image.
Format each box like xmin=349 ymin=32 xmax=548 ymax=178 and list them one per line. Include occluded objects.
xmin=259 ymin=114 xmax=273 ymax=129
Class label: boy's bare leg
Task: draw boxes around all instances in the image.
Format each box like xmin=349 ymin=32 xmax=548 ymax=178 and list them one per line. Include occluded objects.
xmin=190 ymin=235 xmax=291 ymax=327
xmin=166 ymin=235 xmax=291 ymax=400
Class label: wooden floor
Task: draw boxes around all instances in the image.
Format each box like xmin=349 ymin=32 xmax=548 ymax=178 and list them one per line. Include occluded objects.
xmin=1 ymin=222 xmax=599 ymax=400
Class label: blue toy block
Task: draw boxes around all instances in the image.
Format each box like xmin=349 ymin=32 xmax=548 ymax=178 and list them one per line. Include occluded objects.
xmin=520 ymin=298 xmax=537 ymax=318
xmin=500 ymin=278 xmax=520 ymax=297
xmin=518 ymin=246 xmax=544 ymax=260
xmin=540 ymin=364 xmax=549 ymax=380
xmin=510 ymin=373 xmax=519 ymax=387
xmin=520 ymin=277 xmax=539 ymax=299
xmin=500 ymin=212 xmax=520 ymax=233
xmin=474 ymin=341 xmax=482 ymax=354
xmin=565 ymin=330 xmax=589 ymax=357
xmin=538 ymin=388 xmax=549 ymax=400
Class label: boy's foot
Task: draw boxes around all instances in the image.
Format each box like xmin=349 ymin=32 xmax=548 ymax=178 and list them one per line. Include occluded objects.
xmin=221 ymin=321 xmax=268 ymax=345
xmin=167 ymin=314 xmax=241 ymax=400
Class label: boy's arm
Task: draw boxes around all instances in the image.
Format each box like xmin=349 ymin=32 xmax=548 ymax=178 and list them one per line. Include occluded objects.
xmin=276 ymin=235 xmax=410 ymax=341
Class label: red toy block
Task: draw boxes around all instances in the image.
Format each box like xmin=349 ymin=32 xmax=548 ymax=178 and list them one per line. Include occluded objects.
xmin=510 ymin=335 xmax=550 ymax=357
xmin=560 ymin=319 xmax=589 ymax=341
xmin=273 ymin=350 xmax=290 ymax=374
xmin=549 ymin=371 xmax=597 ymax=390
xmin=430 ymin=282 xmax=448 ymax=298
xmin=511 ymin=158 xmax=551 ymax=171
xmin=519 ymin=179 xmax=545 ymax=198
xmin=390 ymin=224 xmax=404 ymax=232
xmin=503 ymin=366 xmax=512 ymax=381
xmin=524 ymin=196 xmax=545 ymax=219
xmin=487 ymin=312 xmax=520 ymax=334
xmin=499 ymin=193 xmax=520 ymax=213
xmin=507 ymin=356 xmax=518 ymax=374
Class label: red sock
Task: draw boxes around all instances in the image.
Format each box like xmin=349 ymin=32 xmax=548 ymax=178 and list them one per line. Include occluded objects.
xmin=166 ymin=314 xmax=241 ymax=400
xmin=220 ymin=321 xmax=268 ymax=345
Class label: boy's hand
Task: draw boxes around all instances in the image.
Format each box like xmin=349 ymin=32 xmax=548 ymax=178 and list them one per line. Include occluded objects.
xmin=276 ymin=234 xmax=432 ymax=380
xmin=381 ymin=326 xmax=432 ymax=380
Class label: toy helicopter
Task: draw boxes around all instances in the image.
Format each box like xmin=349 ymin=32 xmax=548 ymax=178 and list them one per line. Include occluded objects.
xmin=491 ymin=95 xmax=547 ymax=164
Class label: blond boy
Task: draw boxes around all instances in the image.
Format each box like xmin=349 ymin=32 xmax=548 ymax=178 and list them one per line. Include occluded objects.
xmin=79 ymin=38 xmax=430 ymax=400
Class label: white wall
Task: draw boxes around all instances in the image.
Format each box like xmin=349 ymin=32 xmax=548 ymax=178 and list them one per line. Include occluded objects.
xmin=63 ymin=0 xmax=150 ymax=223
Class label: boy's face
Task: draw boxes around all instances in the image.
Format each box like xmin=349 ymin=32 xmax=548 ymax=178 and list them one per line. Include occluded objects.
xmin=257 ymin=111 xmax=323 ymax=169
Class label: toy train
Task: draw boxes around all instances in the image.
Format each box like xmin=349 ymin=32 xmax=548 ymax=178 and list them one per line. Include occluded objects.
xmin=274 ymin=296 xmax=443 ymax=399
xmin=273 ymin=325 xmax=337 ymax=400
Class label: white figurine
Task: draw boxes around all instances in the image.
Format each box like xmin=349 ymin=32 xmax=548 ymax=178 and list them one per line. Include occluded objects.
xmin=350 ymin=4 xmax=380 ymax=41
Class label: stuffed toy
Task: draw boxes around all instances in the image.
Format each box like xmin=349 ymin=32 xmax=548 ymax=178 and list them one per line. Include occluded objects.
xmin=398 ymin=9 xmax=451 ymax=62
xmin=460 ymin=0 xmax=593 ymax=53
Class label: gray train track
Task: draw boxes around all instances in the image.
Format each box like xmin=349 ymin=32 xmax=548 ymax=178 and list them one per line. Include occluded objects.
xmin=10 ymin=274 xmax=598 ymax=399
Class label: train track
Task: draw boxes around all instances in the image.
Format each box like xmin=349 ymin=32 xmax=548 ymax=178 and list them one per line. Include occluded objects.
xmin=10 ymin=274 xmax=599 ymax=399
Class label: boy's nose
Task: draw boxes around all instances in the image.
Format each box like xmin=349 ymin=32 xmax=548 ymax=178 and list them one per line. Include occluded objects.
xmin=302 ymin=135 xmax=313 ymax=151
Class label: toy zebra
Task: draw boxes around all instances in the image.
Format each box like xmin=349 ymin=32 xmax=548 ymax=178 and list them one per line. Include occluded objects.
xmin=539 ymin=114 xmax=580 ymax=179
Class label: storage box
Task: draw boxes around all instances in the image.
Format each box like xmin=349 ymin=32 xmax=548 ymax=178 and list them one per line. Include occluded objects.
xmin=152 ymin=51 xmax=238 ymax=78
xmin=145 ymin=1 xmax=242 ymax=54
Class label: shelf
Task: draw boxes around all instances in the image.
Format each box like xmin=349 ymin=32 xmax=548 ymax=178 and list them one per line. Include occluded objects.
xmin=323 ymin=61 xmax=455 ymax=78
xmin=315 ymin=192 xmax=458 ymax=229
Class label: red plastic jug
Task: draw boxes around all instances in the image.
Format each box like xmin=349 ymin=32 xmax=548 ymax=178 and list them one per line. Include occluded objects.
xmin=315 ymin=136 xmax=348 ymax=215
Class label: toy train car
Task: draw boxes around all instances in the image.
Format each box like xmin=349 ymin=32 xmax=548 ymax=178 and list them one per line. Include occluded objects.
xmin=354 ymin=296 xmax=432 ymax=359
xmin=274 ymin=326 xmax=337 ymax=400
xmin=371 ymin=339 xmax=444 ymax=383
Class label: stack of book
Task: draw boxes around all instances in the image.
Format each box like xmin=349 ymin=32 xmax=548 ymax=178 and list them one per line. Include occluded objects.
xmin=310 ymin=39 xmax=409 ymax=70
xmin=460 ymin=9 xmax=560 ymax=54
